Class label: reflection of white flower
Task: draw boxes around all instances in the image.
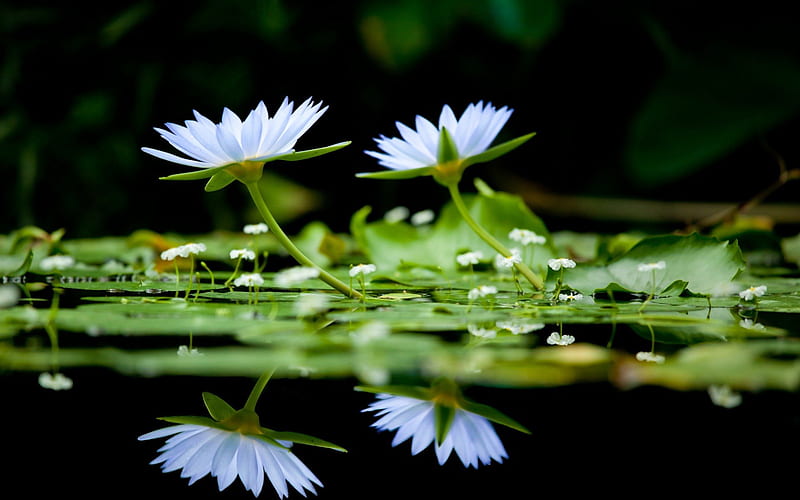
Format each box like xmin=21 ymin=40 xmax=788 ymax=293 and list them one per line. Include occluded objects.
xmin=738 ymin=319 xmax=765 ymax=330
xmin=40 ymin=255 xmax=76 ymax=271
xmin=351 ymin=321 xmax=391 ymax=345
xmin=467 ymin=324 xmax=497 ymax=339
xmin=142 ymin=98 xmax=327 ymax=169
xmin=363 ymin=394 xmax=508 ymax=468
xmin=546 ymin=332 xmax=575 ymax=346
xmin=547 ymin=258 xmax=576 ymax=271
xmin=708 ymin=385 xmax=742 ymax=409
xmin=294 ymin=293 xmax=330 ymax=317
xmin=456 ymin=251 xmax=484 ymax=267
xmin=38 ymin=372 xmax=73 ymax=391
xmin=349 ymin=263 xmax=377 ymax=277
xmin=229 ymin=248 xmax=256 ymax=261
xmin=139 ymin=424 xmax=322 ymax=498
xmin=383 ymin=206 xmax=410 ymax=223
xmin=557 ymin=292 xmax=584 ymax=302
xmin=509 ymin=228 xmax=545 ymax=246
xmin=233 ymin=273 xmax=264 ymax=288
xmin=738 ymin=285 xmax=767 ymax=301
xmin=496 ymin=320 xmax=545 ymax=335
xmin=161 ymin=243 xmax=207 ymax=261
xmin=637 ymin=261 xmax=666 ymax=272
xmin=0 ymin=284 xmax=20 ymax=308
xmin=274 ymin=266 xmax=320 ymax=287
xmin=243 ymin=223 xmax=269 ymax=235
xmin=635 ymin=351 xmax=665 ymax=364
xmin=177 ymin=345 xmax=204 ymax=357
xmin=468 ymin=285 xmax=497 ymax=300
xmin=365 ymin=101 xmax=513 ymax=171
xmin=410 ymin=209 xmax=435 ymax=226
xmin=494 ymin=248 xmax=522 ymax=268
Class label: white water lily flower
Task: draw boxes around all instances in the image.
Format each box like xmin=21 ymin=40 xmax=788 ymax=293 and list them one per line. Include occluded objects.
xmin=708 ymin=385 xmax=742 ymax=409
xmin=635 ymin=351 xmax=665 ymax=364
xmin=494 ymin=248 xmax=522 ymax=268
xmin=142 ymin=98 xmax=328 ymax=170
xmin=637 ymin=261 xmax=666 ymax=272
xmin=547 ymin=258 xmax=576 ymax=271
xmin=230 ymin=249 xmax=256 ymax=261
xmin=468 ymin=285 xmax=498 ymax=300
xmin=38 ymin=372 xmax=73 ymax=391
xmin=138 ymin=424 xmax=322 ymax=498
xmin=410 ymin=209 xmax=435 ymax=226
xmin=363 ymin=393 xmax=508 ymax=468
xmin=161 ymin=243 xmax=207 ymax=261
xmin=349 ymin=263 xmax=377 ymax=277
xmin=39 ymin=255 xmax=76 ymax=271
xmin=456 ymin=250 xmax=484 ymax=266
xmin=243 ymin=223 xmax=269 ymax=235
xmin=509 ymin=228 xmax=545 ymax=246
xmin=738 ymin=285 xmax=767 ymax=301
xmin=274 ymin=266 xmax=320 ymax=287
xmin=233 ymin=273 xmax=264 ymax=288
xmin=546 ymin=332 xmax=575 ymax=346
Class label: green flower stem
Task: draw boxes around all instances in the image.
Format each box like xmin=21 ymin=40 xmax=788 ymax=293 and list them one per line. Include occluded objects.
xmin=244 ymin=368 xmax=276 ymax=412
xmin=447 ymin=183 xmax=544 ymax=291
xmin=245 ymin=182 xmax=363 ymax=299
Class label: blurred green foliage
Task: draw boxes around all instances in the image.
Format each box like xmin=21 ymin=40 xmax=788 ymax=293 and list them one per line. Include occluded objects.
xmin=1 ymin=0 xmax=798 ymax=238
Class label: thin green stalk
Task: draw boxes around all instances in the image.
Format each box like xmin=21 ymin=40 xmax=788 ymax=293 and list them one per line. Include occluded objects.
xmin=244 ymin=368 xmax=276 ymax=412
xmin=447 ymin=183 xmax=544 ymax=290
xmin=245 ymin=182 xmax=362 ymax=299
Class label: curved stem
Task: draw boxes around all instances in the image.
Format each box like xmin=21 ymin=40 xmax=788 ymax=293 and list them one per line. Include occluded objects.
xmin=447 ymin=183 xmax=544 ymax=290
xmin=245 ymin=182 xmax=363 ymax=299
xmin=244 ymin=369 xmax=275 ymax=412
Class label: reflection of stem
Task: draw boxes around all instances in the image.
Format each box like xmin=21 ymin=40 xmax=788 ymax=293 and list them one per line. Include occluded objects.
xmin=245 ymin=182 xmax=362 ymax=299
xmin=638 ymin=269 xmax=656 ymax=312
xmin=45 ymin=288 xmax=62 ymax=372
xmin=447 ymin=183 xmax=543 ymax=290
xmin=244 ymin=368 xmax=276 ymax=412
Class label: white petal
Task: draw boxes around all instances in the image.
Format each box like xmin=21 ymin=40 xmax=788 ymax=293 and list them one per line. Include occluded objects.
xmin=141 ymin=147 xmax=213 ymax=168
xmin=212 ymin=433 xmax=241 ymax=491
xmin=215 ymin=124 xmax=245 ymax=162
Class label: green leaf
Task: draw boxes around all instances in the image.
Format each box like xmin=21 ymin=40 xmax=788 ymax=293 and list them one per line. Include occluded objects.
xmin=8 ymin=250 xmax=33 ymax=277
xmin=202 ymin=392 xmax=236 ymax=421
xmin=437 ymin=127 xmax=459 ymax=164
xmin=159 ymin=163 xmax=231 ymax=181
xmin=462 ymin=132 xmax=536 ymax=169
xmin=434 ymin=403 xmax=456 ymax=444
xmin=204 ymin=170 xmax=237 ymax=192
xmin=275 ymin=141 xmax=351 ymax=162
xmin=459 ymin=399 xmax=530 ymax=434
xmin=261 ymin=429 xmax=347 ymax=452
xmin=563 ymin=233 xmax=746 ymax=295
xmin=356 ymin=165 xmax=436 ymax=180
xmin=158 ymin=415 xmax=221 ymax=427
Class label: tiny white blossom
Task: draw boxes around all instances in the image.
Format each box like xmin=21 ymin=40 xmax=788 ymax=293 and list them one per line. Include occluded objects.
xmin=294 ymin=293 xmax=330 ymax=317
xmin=243 ymin=222 xmax=269 ymax=235
xmin=546 ymin=332 xmax=575 ymax=346
xmin=160 ymin=243 xmax=207 ymax=261
xmin=0 ymin=284 xmax=20 ymax=308
xmin=468 ymin=324 xmax=497 ymax=338
xmin=635 ymin=351 xmax=665 ymax=364
xmin=410 ymin=209 xmax=435 ymax=226
xmin=177 ymin=345 xmax=204 ymax=357
xmin=229 ymin=248 xmax=256 ymax=260
xmin=637 ymin=261 xmax=666 ymax=272
xmin=456 ymin=251 xmax=484 ymax=267
xmin=39 ymin=255 xmax=76 ymax=271
xmin=738 ymin=285 xmax=767 ymax=301
xmin=496 ymin=320 xmax=545 ymax=335
xmin=738 ymin=318 xmax=765 ymax=330
xmin=349 ymin=263 xmax=377 ymax=277
xmin=558 ymin=292 xmax=584 ymax=302
xmin=274 ymin=266 xmax=320 ymax=287
xmin=547 ymin=258 xmax=576 ymax=271
xmin=38 ymin=372 xmax=73 ymax=391
xmin=383 ymin=206 xmax=410 ymax=223
xmin=508 ymin=228 xmax=545 ymax=246
xmin=495 ymin=248 xmax=522 ymax=268
xmin=708 ymin=385 xmax=742 ymax=409
xmin=233 ymin=273 xmax=264 ymax=288
xmin=468 ymin=285 xmax=498 ymax=300
xmin=351 ymin=321 xmax=391 ymax=345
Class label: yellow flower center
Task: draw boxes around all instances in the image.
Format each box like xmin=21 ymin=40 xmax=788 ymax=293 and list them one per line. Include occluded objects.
xmin=220 ymin=409 xmax=263 ymax=435
xmin=432 ymin=159 xmax=464 ymax=186
xmin=225 ymin=161 xmax=264 ymax=184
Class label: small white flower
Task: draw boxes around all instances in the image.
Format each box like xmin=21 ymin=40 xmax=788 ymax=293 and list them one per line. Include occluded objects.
xmin=274 ymin=266 xmax=320 ymax=287
xmin=547 ymin=258 xmax=576 ymax=271
xmin=456 ymin=250 xmax=484 ymax=267
xmin=294 ymin=293 xmax=330 ymax=317
xmin=410 ymin=209 xmax=435 ymax=226
xmin=139 ymin=424 xmax=322 ymax=498
xmin=349 ymin=263 xmax=377 ymax=277
xmin=39 ymin=255 xmax=76 ymax=271
xmin=635 ymin=351 xmax=665 ymax=364
xmin=0 ymin=284 xmax=20 ymax=308
xmin=233 ymin=273 xmax=264 ymax=288
xmin=229 ymin=248 xmax=256 ymax=260
xmin=738 ymin=318 xmax=765 ymax=330
xmin=509 ymin=228 xmax=546 ymax=246
xmin=177 ymin=345 xmax=204 ymax=357
xmin=363 ymin=393 xmax=508 ymax=467
xmin=243 ymin=222 xmax=269 ymax=235
xmin=637 ymin=261 xmax=666 ymax=272
xmin=383 ymin=206 xmax=410 ymax=223
xmin=546 ymin=332 xmax=575 ymax=346
xmin=496 ymin=320 xmax=545 ymax=335
xmin=351 ymin=321 xmax=391 ymax=345
xmin=468 ymin=285 xmax=498 ymax=300
xmin=495 ymin=248 xmax=522 ymax=268
xmin=38 ymin=372 xmax=73 ymax=391
xmin=160 ymin=243 xmax=207 ymax=261
xmin=738 ymin=285 xmax=767 ymax=301
xmin=708 ymin=385 xmax=742 ymax=409
xmin=558 ymin=292 xmax=584 ymax=302
xmin=468 ymin=324 xmax=497 ymax=338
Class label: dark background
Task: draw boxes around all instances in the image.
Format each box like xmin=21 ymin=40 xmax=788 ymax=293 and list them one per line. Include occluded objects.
xmin=2 ymin=0 xmax=799 ymax=239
